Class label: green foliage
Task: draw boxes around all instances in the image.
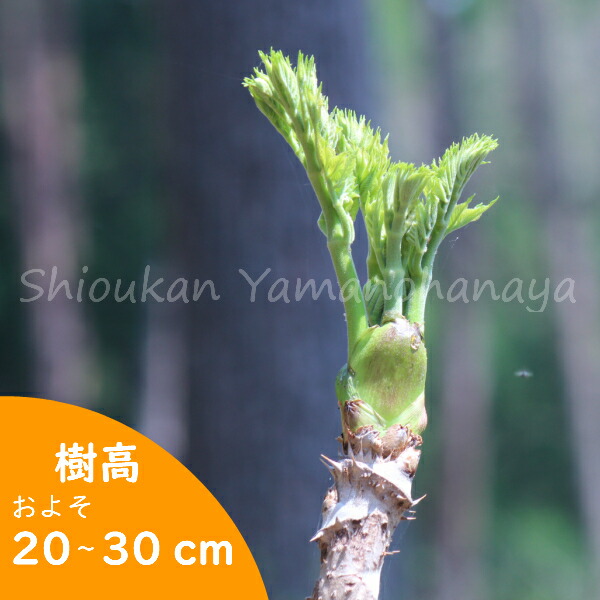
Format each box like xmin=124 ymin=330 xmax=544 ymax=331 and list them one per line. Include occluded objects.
xmin=359 ymin=134 xmax=498 ymax=322
xmin=332 ymin=108 xmax=391 ymax=211
xmin=244 ymin=50 xmax=391 ymax=245
xmin=245 ymin=48 xmax=498 ymax=376
xmin=245 ymin=50 xmax=498 ymax=328
xmin=427 ymin=134 xmax=499 ymax=245
xmin=447 ymin=194 xmax=498 ymax=234
xmin=246 ymin=50 xmax=500 ymax=440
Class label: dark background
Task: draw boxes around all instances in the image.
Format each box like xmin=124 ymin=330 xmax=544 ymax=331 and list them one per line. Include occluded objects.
xmin=1 ymin=1 xmax=599 ymax=599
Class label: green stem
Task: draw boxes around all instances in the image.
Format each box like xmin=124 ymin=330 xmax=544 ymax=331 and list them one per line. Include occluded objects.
xmin=328 ymin=238 xmax=369 ymax=354
xmin=300 ymin=140 xmax=368 ymax=351
xmin=383 ymin=230 xmax=405 ymax=317
xmin=420 ymin=181 xmax=464 ymax=274
xmin=405 ymin=269 xmax=431 ymax=325
xmin=366 ymin=241 xmax=383 ymax=282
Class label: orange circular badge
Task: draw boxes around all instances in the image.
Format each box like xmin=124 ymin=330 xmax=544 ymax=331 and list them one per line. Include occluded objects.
xmin=0 ymin=397 xmax=268 ymax=600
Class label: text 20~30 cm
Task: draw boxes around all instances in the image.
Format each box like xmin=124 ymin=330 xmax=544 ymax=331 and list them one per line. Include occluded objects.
xmin=13 ymin=531 xmax=233 ymax=566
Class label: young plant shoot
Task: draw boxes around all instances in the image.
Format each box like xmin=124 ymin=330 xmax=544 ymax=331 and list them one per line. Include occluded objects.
xmin=245 ymin=50 xmax=498 ymax=600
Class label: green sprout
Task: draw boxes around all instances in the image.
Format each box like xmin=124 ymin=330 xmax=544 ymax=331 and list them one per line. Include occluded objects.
xmin=244 ymin=49 xmax=497 ymax=440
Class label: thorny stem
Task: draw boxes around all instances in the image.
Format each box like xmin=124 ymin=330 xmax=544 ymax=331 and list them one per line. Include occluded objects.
xmin=244 ymin=50 xmax=498 ymax=600
xmin=310 ymin=427 xmax=422 ymax=600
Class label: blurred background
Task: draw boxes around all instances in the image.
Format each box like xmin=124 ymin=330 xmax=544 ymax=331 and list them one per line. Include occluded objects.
xmin=1 ymin=1 xmax=599 ymax=599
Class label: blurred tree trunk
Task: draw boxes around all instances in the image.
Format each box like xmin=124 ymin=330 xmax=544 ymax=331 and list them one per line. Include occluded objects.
xmin=138 ymin=266 xmax=188 ymax=459
xmin=162 ymin=1 xmax=370 ymax=597
xmin=427 ymin=9 xmax=493 ymax=600
xmin=514 ymin=0 xmax=600 ymax=592
xmin=546 ymin=213 xmax=600 ymax=590
xmin=0 ymin=0 xmax=96 ymax=407
xmin=436 ymin=299 xmax=493 ymax=600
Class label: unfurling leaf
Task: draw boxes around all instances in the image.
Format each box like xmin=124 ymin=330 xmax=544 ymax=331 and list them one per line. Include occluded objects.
xmin=244 ymin=50 xmax=391 ymax=245
xmin=431 ymin=133 xmax=498 ymax=218
xmin=446 ymin=195 xmax=499 ymax=234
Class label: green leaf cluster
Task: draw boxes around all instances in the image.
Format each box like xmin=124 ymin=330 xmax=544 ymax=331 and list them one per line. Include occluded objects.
xmin=362 ymin=134 xmax=499 ymax=323
xmin=244 ymin=50 xmax=390 ymax=245
xmin=244 ymin=50 xmax=498 ymax=332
